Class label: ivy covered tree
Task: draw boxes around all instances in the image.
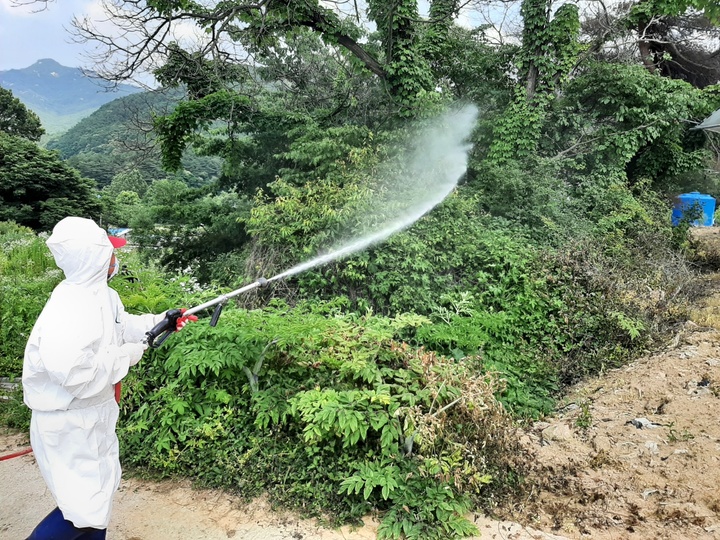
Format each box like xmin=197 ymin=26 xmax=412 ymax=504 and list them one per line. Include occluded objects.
xmin=487 ymin=0 xmax=581 ymax=164
xmin=66 ymin=0 xmax=474 ymax=177
xmin=73 ymin=0 xmax=444 ymax=108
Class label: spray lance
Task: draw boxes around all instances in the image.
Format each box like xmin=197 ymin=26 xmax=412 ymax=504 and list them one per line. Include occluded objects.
xmin=145 ymin=277 xmax=269 ymax=348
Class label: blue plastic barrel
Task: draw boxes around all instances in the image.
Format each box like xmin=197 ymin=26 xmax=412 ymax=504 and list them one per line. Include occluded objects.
xmin=671 ymin=192 xmax=716 ymax=226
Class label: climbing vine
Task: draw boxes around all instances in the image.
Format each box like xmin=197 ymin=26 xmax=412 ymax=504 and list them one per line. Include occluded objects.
xmin=488 ymin=0 xmax=580 ymax=163
xmin=420 ymin=0 xmax=460 ymax=65
xmin=368 ymin=0 xmax=435 ymax=113
xmin=154 ymin=90 xmax=253 ymax=171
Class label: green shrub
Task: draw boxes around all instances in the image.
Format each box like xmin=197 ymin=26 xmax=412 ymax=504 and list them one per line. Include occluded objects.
xmin=0 ymin=222 xmax=61 ymax=377
xmin=0 ymin=384 xmax=30 ymax=430
xmin=118 ymin=302 xmax=523 ymax=537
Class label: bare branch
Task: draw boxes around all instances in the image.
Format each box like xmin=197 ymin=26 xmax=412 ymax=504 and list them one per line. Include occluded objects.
xmin=552 ymin=121 xmax=661 ymax=160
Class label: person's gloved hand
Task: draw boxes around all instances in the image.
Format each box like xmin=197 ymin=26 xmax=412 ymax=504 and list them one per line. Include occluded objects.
xmin=175 ymin=308 xmax=198 ymax=331
xmin=121 ymin=342 xmax=148 ymax=366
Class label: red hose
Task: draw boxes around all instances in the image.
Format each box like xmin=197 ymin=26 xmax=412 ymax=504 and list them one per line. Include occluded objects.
xmin=0 ymin=446 xmax=33 ymax=461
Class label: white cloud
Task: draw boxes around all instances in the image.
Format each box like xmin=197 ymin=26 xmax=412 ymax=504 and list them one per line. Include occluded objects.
xmin=0 ymin=0 xmax=96 ymax=70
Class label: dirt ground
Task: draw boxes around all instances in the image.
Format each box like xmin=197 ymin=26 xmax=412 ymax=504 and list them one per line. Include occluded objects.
xmin=514 ymin=321 xmax=720 ymax=539
xmin=0 ymin=429 xmax=565 ymax=540
xmin=4 ymin=227 xmax=720 ymax=540
xmin=502 ymin=226 xmax=720 ymax=540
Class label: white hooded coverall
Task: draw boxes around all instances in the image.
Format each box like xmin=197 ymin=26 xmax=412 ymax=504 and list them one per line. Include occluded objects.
xmin=22 ymin=217 xmax=161 ymax=529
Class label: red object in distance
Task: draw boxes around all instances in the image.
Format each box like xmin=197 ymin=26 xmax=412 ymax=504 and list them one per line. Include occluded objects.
xmin=108 ymin=236 xmax=127 ymax=248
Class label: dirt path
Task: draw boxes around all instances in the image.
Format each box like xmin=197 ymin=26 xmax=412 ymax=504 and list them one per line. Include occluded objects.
xmin=0 ymin=433 xmax=372 ymax=540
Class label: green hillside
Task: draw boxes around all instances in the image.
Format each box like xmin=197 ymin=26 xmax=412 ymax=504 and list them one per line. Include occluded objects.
xmin=46 ymin=88 xmax=221 ymax=187
xmin=0 ymin=59 xmax=142 ymax=134
xmin=35 ymin=108 xmax=98 ymax=136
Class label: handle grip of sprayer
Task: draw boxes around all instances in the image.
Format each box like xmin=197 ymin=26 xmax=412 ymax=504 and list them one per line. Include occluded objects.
xmin=144 ymin=278 xmax=269 ymax=349
xmin=145 ymin=309 xmax=183 ymax=349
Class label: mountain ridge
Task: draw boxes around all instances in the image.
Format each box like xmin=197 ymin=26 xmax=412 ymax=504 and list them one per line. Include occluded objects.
xmin=0 ymin=59 xmax=143 ymax=134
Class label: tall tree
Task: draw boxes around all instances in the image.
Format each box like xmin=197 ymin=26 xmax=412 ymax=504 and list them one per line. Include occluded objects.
xmin=0 ymin=133 xmax=101 ymax=231
xmin=0 ymin=87 xmax=45 ymax=141
xmin=582 ymin=0 xmax=720 ymax=88
xmin=487 ymin=0 xmax=580 ymax=164
xmin=630 ymin=0 xmax=720 ymax=87
xmin=65 ymin=0 xmax=469 ymax=174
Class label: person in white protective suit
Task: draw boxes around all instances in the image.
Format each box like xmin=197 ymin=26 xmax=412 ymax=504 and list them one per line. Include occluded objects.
xmin=22 ymin=216 xmax=196 ymax=540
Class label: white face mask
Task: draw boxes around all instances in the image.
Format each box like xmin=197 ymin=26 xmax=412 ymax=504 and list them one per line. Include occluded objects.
xmin=108 ymin=257 xmax=120 ymax=281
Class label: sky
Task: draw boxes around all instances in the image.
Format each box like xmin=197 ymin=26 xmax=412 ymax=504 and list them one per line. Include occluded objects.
xmin=0 ymin=0 xmax=520 ymax=73
xmin=0 ymin=0 xmax=100 ymax=71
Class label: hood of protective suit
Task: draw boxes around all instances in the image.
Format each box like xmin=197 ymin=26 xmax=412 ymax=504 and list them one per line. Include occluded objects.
xmin=47 ymin=217 xmax=113 ymax=287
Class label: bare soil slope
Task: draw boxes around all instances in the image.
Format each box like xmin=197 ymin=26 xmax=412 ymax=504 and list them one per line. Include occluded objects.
xmin=506 ymin=227 xmax=720 ymax=539
xmin=516 ymin=322 xmax=720 ymax=539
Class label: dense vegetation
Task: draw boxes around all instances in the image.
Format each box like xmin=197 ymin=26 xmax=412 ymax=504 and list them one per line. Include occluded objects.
xmin=0 ymin=95 xmax=101 ymax=230
xmin=3 ymin=0 xmax=720 ymax=537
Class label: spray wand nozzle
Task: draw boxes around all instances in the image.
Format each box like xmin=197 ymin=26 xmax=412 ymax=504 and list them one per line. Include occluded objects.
xmin=145 ymin=277 xmax=269 ymax=348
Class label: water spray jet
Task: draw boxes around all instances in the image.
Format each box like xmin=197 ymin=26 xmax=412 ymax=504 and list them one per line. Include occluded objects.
xmin=146 ymin=104 xmax=478 ymax=348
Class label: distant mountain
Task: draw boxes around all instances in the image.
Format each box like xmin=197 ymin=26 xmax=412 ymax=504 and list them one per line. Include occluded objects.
xmin=0 ymin=59 xmax=142 ymax=134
